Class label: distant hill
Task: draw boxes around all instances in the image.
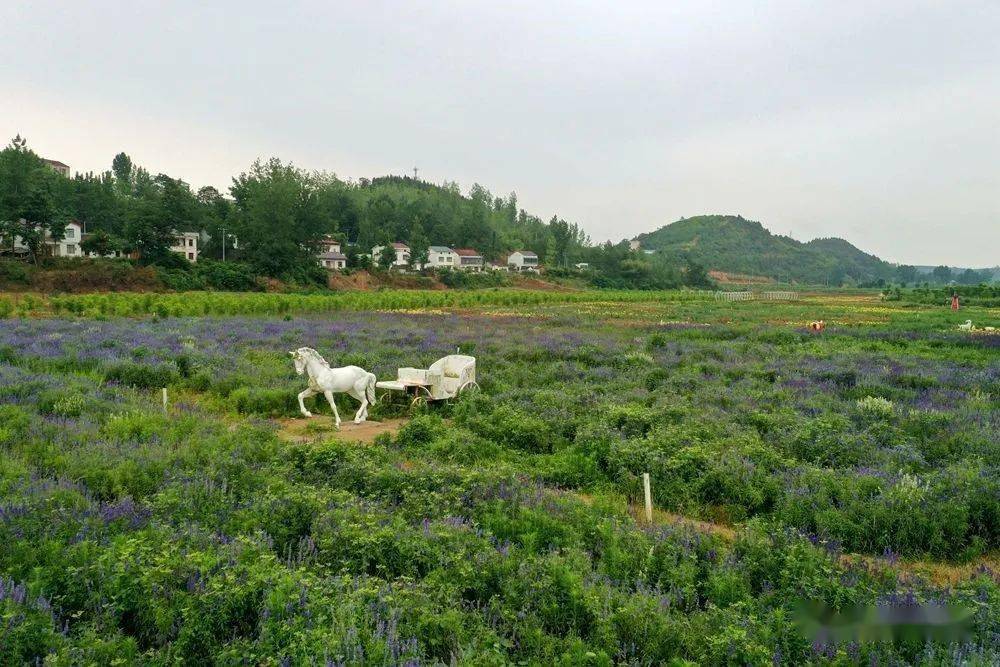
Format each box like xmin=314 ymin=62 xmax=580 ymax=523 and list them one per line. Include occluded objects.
xmin=634 ymin=215 xmax=895 ymax=285
xmin=914 ymin=265 xmax=1000 ymax=280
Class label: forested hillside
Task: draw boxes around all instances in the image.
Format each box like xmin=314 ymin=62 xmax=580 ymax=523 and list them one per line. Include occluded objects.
xmin=322 ymin=175 xmax=588 ymax=267
xmin=2 ymin=136 xmax=718 ymax=290
xmin=635 ymin=215 xmax=898 ymax=285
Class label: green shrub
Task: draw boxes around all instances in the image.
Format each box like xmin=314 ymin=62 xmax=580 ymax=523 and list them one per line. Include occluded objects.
xmin=104 ymin=362 xmax=179 ymax=389
xmin=230 ymin=387 xmax=299 ymax=416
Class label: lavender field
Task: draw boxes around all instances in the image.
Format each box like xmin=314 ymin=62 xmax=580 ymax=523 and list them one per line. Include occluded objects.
xmin=1 ymin=296 xmax=998 ymax=664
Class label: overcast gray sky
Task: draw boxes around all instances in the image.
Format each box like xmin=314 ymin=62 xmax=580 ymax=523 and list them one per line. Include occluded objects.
xmin=3 ymin=1 xmax=998 ymax=266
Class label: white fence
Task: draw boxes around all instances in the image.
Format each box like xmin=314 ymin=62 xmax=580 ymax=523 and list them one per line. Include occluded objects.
xmin=761 ymin=291 xmax=798 ymax=301
xmin=714 ymin=290 xmax=799 ymax=302
xmin=714 ymin=291 xmax=754 ymax=301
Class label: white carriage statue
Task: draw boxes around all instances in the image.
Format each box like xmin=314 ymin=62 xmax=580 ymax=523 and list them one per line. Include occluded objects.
xmin=376 ymin=353 xmax=479 ymax=407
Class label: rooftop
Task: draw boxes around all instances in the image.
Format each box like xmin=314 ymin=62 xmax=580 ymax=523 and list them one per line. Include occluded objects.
xmin=453 ymin=248 xmax=482 ymax=257
xmin=429 ymin=245 xmax=454 ymax=252
xmin=513 ymin=250 xmax=538 ymax=257
xmin=318 ymin=251 xmax=347 ymax=260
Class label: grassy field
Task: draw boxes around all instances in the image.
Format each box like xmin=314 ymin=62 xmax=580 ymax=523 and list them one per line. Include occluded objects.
xmin=0 ymin=291 xmax=997 ymax=664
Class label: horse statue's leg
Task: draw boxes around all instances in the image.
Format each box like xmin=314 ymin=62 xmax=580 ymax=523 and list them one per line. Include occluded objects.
xmin=298 ymin=388 xmax=316 ymax=418
xmin=350 ymin=384 xmax=368 ymax=424
xmin=323 ymin=390 xmax=342 ymax=429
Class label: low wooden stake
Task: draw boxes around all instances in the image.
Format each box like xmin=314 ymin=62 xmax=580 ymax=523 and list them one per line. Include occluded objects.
xmin=162 ymin=387 xmax=168 ymax=412
xmin=642 ymin=473 xmax=652 ymax=523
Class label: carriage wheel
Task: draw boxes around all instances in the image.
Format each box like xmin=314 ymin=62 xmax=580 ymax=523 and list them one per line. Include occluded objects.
xmin=458 ymin=381 xmax=480 ymax=395
xmin=410 ymin=395 xmax=428 ymax=410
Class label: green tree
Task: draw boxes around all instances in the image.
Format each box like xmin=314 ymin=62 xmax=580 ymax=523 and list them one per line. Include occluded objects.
xmin=121 ymin=175 xmax=199 ymax=263
xmin=111 ymin=152 xmax=134 ymax=197
xmin=958 ymin=268 xmax=986 ymax=285
xmin=408 ymin=226 xmax=429 ymax=270
xmin=195 ymin=186 xmax=233 ymax=260
xmin=683 ymin=258 xmax=713 ymax=288
xmin=79 ymin=229 xmax=123 ymax=257
xmin=0 ymin=135 xmax=61 ymax=263
xmin=230 ymin=158 xmax=329 ymax=277
xmin=894 ymin=264 xmax=918 ymax=285
xmin=544 ymin=236 xmax=557 ymax=267
xmin=931 ymin=265 xmax=953 ymax=283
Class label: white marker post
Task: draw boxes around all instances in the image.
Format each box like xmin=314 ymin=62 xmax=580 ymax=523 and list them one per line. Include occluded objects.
xmin=162 ymin=387 xmax=168 ymax=412
xmin=642 ymin=473 xmax=652 ymax=523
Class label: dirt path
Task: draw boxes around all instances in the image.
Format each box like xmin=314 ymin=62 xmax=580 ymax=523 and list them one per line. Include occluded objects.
xmin=274 ymin=416 xmax=408 ymax=444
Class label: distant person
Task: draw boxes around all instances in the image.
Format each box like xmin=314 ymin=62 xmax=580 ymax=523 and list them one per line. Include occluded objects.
xmin=951 ymin=292 xmax=960 ymax=311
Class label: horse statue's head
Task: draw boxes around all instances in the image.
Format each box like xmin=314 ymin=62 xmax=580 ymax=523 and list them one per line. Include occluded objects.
xmin=289 ymin=347 xmax=326 ymax=376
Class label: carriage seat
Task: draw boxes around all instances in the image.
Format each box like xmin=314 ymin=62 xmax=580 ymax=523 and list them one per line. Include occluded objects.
xmin=428 ymin=354 xmax=476 ymax=398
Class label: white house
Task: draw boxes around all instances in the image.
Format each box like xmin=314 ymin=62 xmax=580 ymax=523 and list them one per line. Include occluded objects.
xmin=49 ymin=221 xmax=83 ymax=258
xmin=371 ymin=242 xmax=411 ymax=268
xmin=319 ymin=235 xmax=341 ymax=255
xmin=428 ymin=246 xmax=458 ymax=268
xmin=507 ymin=250 xmax=539 ymax=272
xmin=453 ymin=248 xmax=484 ymax=272
xmin=1 ymin=221 xmax=84 ymax=258
xmin=318 ymin=251 xmax=346 ymax=270
xmin=317 ymin=237 xmax=347 ymax=269
xmin=170 ymin=232 xmax=200 ymax=262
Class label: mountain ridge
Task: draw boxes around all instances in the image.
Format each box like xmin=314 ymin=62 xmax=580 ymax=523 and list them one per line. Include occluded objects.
xmin=634 ymin=215 xmax=895 ymax=285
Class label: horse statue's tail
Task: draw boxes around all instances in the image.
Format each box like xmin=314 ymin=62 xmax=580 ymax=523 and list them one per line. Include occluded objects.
xmin=366 ymin=373 xmax=377 ymax=405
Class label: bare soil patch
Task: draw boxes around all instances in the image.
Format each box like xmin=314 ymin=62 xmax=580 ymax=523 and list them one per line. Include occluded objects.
xmin=327 ymin=270 xmax=445 ymax=291
xmin=708 ymin=270 xmax=775 ymax=285
xmin=510 ymin=275 xmax=580 ymax=292
xmin=275 ymin=415 xmax=408 ymax=444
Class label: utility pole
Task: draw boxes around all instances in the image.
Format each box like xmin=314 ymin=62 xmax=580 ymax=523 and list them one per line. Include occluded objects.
xmin=413 ymin=166 xmax=419 ymax=180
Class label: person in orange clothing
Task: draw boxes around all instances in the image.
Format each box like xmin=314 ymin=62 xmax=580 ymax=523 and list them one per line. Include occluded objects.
xmin=951 ymin=292 xmax=960 ymax=311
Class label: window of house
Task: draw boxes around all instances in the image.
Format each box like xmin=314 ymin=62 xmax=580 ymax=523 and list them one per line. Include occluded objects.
xmin=66 ymin=244 xmax=77 ymax=254
xmin=188 ymin=238 xmax=194 ymax=247
xmin=65 ymin=228 xmax=75 ymax=239
xmin=188 ymin=252 xmax=194 ymax=260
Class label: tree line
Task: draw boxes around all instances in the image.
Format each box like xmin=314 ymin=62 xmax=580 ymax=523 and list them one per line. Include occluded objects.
xmin=1 ymin=136 xmax=703 ymax=289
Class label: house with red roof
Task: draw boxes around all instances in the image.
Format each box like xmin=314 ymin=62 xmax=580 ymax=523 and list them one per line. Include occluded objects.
xmin=453 ymin=248 xmax=484 ymax=272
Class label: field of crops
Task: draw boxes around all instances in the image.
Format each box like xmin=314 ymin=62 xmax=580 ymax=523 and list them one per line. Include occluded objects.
xmin=0 ymin=288 xmax=711 ymax=319
xmin=1 ymin=292 xmax=998 ymax=664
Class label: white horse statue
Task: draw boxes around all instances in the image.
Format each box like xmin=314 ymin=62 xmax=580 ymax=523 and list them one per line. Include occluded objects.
xmin=289 ymin=347 xmax=377 ymax=428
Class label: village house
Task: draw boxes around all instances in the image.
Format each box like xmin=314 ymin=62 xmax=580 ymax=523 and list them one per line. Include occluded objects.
xmin=42 ymin=158 xmax=70 ymax=177
xmin=1 ymin=221 xmax=85 ymax=258
xmin=428 ymin=246 xmax=458 ymax=268
xmin=317 ymin=236 xmax=347 ymax=270
xmin=51 ymin=221 xmax=83 ymax=258
xmin=507 ymin=250 xmax=539 ymax=273
xmin=487 ymin=260 xmax=508 ymax=271
xmin=371 ymin=242 xmax=411 ymax=268
xmin=4 ymin=221 xmax=199 ymax=263
xmin=170 ymin=232 xmax=200 ymax=262
xmin=453 ymin=248 xmax=484 ymax=272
